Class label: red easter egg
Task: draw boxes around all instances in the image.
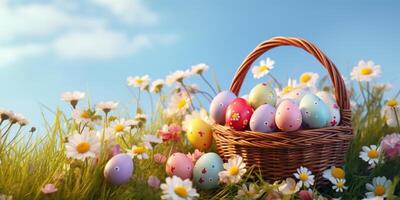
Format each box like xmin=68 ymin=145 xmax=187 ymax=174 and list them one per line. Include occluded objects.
xmin=225 ymin=98 xmax=254 ymax=131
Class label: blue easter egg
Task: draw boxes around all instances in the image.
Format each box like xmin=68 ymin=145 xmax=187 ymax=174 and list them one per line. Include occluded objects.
xmin=104 ymin=154 xmax=134 ymax=185
xmin=193 ymin=152 xmax=223 ymax=190
xmin=299 ymin=94 xmax=330 ymax=128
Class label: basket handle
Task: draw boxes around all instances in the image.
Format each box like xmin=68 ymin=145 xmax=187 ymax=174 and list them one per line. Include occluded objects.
xmin=229 ymin=36 xmax=351 ymax=125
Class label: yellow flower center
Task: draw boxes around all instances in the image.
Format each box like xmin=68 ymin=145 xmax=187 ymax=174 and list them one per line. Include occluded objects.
xmin=299 ymin=173 xmax=308 ymax=182
xmin=360 ymin=67 xmax=373 ymax=75
xmin=387 ymin=99 xmax=398 ymax=107
xmin=258 ymin=65 xmax=269 ymax=73
xmin=177 ymin=99 xmax=187 ymax=110
xmin=331 ymin=167 xmax=345 ymax=179
xmin=133 ymin=146 xmax=145 ymax=154
xmin=80 ymin=111 xmax=90 ymax=119
xmin=174 ymin=186 xmax=188 ymax=198
xmin=229 ymin=166 xmax=239 ymax=176
xmin=114 ymin=124 xmax=125 ymax=132
xmin=300 ymin=74 xmax=312 ymax=83
xmin=368 ymin=149 xmax=379 ymax=159
xmin=374 ymin=185 xmax=385 ymax=196
xmin=135 ymin=79 xmax=144 ymax=84
xmin=282 ymin=86 xmax=293 ymax=94
xmin=76 ymin=142 xmax=90 ymax=154
xmin=336 ymin=180 xmax=345 ymax=188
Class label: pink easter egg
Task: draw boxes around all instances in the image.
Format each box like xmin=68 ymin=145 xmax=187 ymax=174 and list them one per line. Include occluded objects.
xmin=275 ymin=100 xmax=302 ymax=131
xmin=165 ymin=153 xmax=194 ymax=180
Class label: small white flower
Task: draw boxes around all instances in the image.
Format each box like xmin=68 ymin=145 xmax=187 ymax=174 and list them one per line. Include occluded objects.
xmin=0 ymin=108 xmax=14 ymax=121
xmin=276 ymin=78 xmax=299 ymax=97
xmin=359 ymin=145 xmax=382 ymax=168
xmin=72 ymin=108 xmax=93 ymax=124
xmin=251 ymin=57 xmax=275 ymax=79
xmin=322 ymin=166 xmax=346 ymax=183
xmin=110 ymin=119 xmax=130 ymax=136
xmin=13 ymin=113 xmax=29 ymax=126
xmin=65 ymin=130 xmax=100 ymax=160
xmin=166 ymin=70 xmax=192 ymax=85
xmin=332 ymin=178 xmax=348 ymax=192
xmin=182 ymin=108 xmax=214 ymax=131
xmin=61 ymin=91 xmax=85 ymax=108
xmin=350 ymin=60 xmax=381 ymax=82
xmin=191 ymin=63 xmax=209 ymax=75
xmin=150 ymin=79 xmax=165 ymax=93
xmin=96 ymin=101 xmax=118 ymax=113
xmin=166 ymin=92 xmax=191 ymax=117
xmin=160 ymin=176 xmax=199 ymax=200
xmin=218 ymin=155 xmax=247 ymax=184
xmin=362 ymin=197 xmax=384 ymax=200
xmin=126 ymin=119 xmax=139 ymax=129
xmin=236 ymin=183 xmax=264 ymax=199
xmin=365 ymin=176 xmax=392 ymax=198
xmin=278 ymin=178 xmax=300 ymax=195
xmin=142 ymin=134 xmax=162 ymax=149
xmin=126 ymin=145 xmax=149 ymax=159
xmin=299 ymin=72 xmax=319 ymax=87
xmin=381 ymin=101 xmax=400 ymax=128
xmin=135 ymin=113 xmax=147 ymax=123
xmin=293 ymin=166 xmax=315 ymax=189
xmin=127 ymin=75 xmax=151 ymax=90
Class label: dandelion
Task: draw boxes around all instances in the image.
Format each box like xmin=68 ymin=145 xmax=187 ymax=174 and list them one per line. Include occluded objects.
xmin=218 ymin=155 xmax=247 ymax=184
xmin=332 ymin=178 xmax=347 ymax=192
xmin=127 ymin=75 xmax=151 ymax=90
xmin=251 ymin=57 xmax=275 ymax=79
xmin=41 ymin=183 xmax=58 ymax=194
xmin=154 ymin=153 xmax=167 ymax=164
xmin=166 ymin=70 xmax=192 ymax=85
xmin=350 ymin=60 xmax=381 ymax=82
xmin=150 ymin=79 xmax=165 ymax=93
xmin=278 ymin=177 xmax=300 ymax=195
xmin=359 ymin=145 xmax=382 ymax=168
xmin=61 ymin=91 xmax=85 ymax=108
xmin=293 ymin=166 xmax=315 ymax=189
xmin=126 ymin=145 xmax=149 ymax=159
xmin=110 ymin=119 xmax=129 ymax=136
xmin=380 ymin=133 xmax=400 ymax=159
xmin=191 ymin=63 xmax=209 ymax=75
xmin=160 ymin=176 xmax=199 ymax=200
xmin=322 ymin=166 xmax=346 ymax=183
xmin=365 ymin=176 xmax=392 ymax=198
xmin=96 ymin=101 xmax=118 ymax=114
xmin=143 ymin=134 xmax=162 ymax=149
xmin=236 ymin=183 xmax=264 ymax=199
xmin=182 ymin=108 xmax=214 ymax=131
xmin=148 ymin=176 xmax=161 ymax=189
xmin=299 ymin=72 xmax=319 ymax=87
xmin=65 ymin=130 xmax=100 ymax=160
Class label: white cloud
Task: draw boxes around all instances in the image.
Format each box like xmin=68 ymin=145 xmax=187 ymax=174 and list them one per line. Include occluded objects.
xmin=0 ymin=43 xmax=48 ymax=66
xmin=53 ymin=29 xmax=152 ymax=59
xmin=91 ymin=0 xmax=158 ymax=25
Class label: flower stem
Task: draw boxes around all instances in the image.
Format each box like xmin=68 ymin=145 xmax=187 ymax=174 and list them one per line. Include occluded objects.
xmin=268 ymin=73 xmax=282 ymax=90
xmin=180 ymin=82 xmax=195 ymax=110
xmin=200 ymin=74 xmax=217 ymax=95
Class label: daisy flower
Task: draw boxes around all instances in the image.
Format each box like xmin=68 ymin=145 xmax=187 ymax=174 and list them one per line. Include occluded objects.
xmin=381 ymin=100 xmax=400 ymax=128
xmin=142 ymin=134 xmax=162 ymax=149
xmin=182 ymin=108 xmax=214 ymax=131
xmin=0 ymin=108 xmax=13 ymax=122
xmin=166 ymin=92 xmax=190 ymax=116
xmin=126 ymin=119 xmax=139 ymax=129
xmin=299 ymin=72 xmax=319 ymax=87
xmin=42 ymin=183 xmax=58 ymax=194
xmin=160 ymin=176 xmax=199 ymax=200
xmin=13 ymin=113 xmax=29 ymax=126
xmin=65 ymin=130 xmax=100 ymax=160
xmin=359 ymin=145 xmax=382 ymax=168
xmin=332 ymin=178 xmax=348 ymax=192
xmin=293 ymin=166 xmax=315 ymax=189
xmin=276 ymin=78 xmax=299 ymax=97
xmin=218 ymin=155 xmax=247 ymax=184
xmin=362 ymin=197 xmax=384 ymax=200
xmin=236 ymin=183 xmax=264 ymax=199
xmin=191 ymin=63 xmax=209 ymax=75
xmin=150 ymin=79 xmax=165 ymax=93
xmin=126 ymin=145 xmax=149 ymax=159
xmin=110 ymin=119 xmax=130 ymax=136
xmin=350 ymin=60 xmax=381 ymax=82
xmin=278 ymin=178 xmax=300 ymax=195
xmin=365 ymin=176 xmax=392 ymax=198
xmin=61 ymin=91 xmax=85 ymax=108
xmin=72 ymin=108 xmax=93 ymax=124
xmin=96 ymin=101 xmax=118 ymax=114
xmin=166 ymin=70 xmax=192 ymax=85
xmin=127 ymin=75 xmax=150 ymax=90
xmin=251 ymin=57 xmax=275 ymax=79
xmin=322 ymin=166 xmax=346 ymax=183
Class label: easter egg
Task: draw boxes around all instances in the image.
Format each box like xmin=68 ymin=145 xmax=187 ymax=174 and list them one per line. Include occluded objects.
xmin=166 ymin=153 xmax=194 ymax=180
xmin=193 ymin=152 xmax=224 ymax=190
xmin=275 ymin=100 xmax=302 ymax=131
xmin=249 ymin=104 xmax=276 ymax=133
xmin=248 ymin=83 xmax=277 ymax=108
xmin=187 ymin=118 xmax=213 ymax=151
xmin=316 ymin=91 xmax=341 ymax=126
xmin=299 ymin=94 xmax=330 ymax=128
xmin=104 ymin=154 xmax=134 ymax=185
xmin=209 ymin=91 xmax=237 ymax=125
xmin=278 ymin=87 xmax=312 ymax=105
xmin=225 ymin=98 xmax=254 ymax=131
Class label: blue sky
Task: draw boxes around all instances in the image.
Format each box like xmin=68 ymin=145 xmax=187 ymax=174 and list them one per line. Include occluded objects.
xmin=1 ymin=0 xmax=400 ymax=130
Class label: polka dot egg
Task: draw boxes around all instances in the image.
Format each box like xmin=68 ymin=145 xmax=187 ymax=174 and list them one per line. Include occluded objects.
xmin=193 ymin=152 xmax=223 ymax=190
xmin=275 ymin=99 xmax=302 ymax=131
xmin=249 ymin=104 xmax=276 ymax=133
xmin=165 ymin=153 xmax=194 ymax=180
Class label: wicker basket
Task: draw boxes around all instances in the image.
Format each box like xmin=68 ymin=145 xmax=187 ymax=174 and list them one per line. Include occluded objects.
xmin=213 ymin=36 xmax=353 ymax=183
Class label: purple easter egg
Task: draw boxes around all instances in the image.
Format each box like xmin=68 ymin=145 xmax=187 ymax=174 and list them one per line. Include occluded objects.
xmin=250 ymin=104 xmax=276 ymax=133
xmin=104 ymin=153 xmax=134 ymax=185
xmin=209 ymin=91 xmax=237 ymax=125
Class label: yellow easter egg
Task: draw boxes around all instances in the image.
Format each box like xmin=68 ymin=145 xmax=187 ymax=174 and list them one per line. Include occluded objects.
xmin=187 ymin=118 xmax=213 ymax=151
